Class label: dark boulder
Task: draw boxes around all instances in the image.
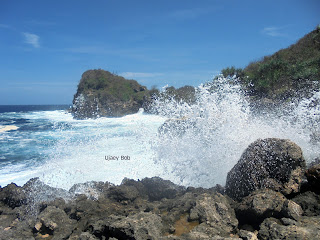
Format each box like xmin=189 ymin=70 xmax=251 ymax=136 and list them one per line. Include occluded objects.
xmin=235 ymin=189 xmax=303 ymax=227
xmin=305 ymin=163 xmax=320 ymax=191
xmin=292 ymin=191 xmax=320 ymax=216
xmin=0 ymin=183 xmax=27 ymax=208
xmin=107 ymin=185 xmax=140 ymax=202
xmin=225 ymin=138 xmax=306 ymax=200
xmin=140 ymin=177 xmax=186 ymax=201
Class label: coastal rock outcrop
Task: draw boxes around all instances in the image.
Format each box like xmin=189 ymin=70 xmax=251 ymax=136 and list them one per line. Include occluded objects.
xmin=235 ymin=189 xmax=303 ymax=227
xmin=225 ymin=138 xmax=306 ymax=200
xmin=71 ymin=69 xmax=154 ymax=119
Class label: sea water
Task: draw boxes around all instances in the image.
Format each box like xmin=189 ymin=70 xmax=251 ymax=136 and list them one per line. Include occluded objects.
xmin=0 ymin=77 xmax=319 ymax=190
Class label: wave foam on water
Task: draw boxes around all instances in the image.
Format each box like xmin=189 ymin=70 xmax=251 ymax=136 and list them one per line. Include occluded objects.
xmin=1 ymin=77 xmax=319 ymax=190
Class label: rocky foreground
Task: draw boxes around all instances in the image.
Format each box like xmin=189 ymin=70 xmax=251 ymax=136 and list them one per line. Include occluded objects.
xmin=1 ymin=138 xmax=320 ymax=240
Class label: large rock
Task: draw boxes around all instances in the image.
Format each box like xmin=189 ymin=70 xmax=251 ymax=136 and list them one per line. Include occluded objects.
xmin=225 ymin=138 xmax=306 ymax=200
xmin=140 ymin=177 xmax=186 ymax=201
xmin=88 ymin=212 xmax=163 ymax=240
xmin=235 ymin=189 xmax=303 ymax=227
xmin=34 ymin=206 xmax=77 ymax=240
xmin=0 ymin=183 xmax=27 ymax=208
xmin=71 ymin=69 xmax=152 ymax=119
xmin=188 ymin=193 xmax=238 ymax=237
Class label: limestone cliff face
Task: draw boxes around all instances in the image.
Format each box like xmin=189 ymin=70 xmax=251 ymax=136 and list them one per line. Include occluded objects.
xmin=71 ymin=69 xmax=151 ymax=119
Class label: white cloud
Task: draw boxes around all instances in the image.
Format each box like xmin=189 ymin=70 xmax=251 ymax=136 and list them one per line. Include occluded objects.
xmin=120 ymin=72 xmax=164 ymax=79
xmin=262 ymin=26 xmax=286 ymax=37
xmin=0 ymin=23 xmax=10 ymax=28
xmin=23 ymin=32 xmax=40 ymax=48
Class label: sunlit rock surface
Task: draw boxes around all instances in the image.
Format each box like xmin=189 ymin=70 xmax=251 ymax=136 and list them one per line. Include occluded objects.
xmin=225 ymin=138 xmax=306 ymax=201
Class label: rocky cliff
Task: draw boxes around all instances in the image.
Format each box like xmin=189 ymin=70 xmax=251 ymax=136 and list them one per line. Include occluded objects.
xmin=71 ymin=69 xmax=155 ymax=119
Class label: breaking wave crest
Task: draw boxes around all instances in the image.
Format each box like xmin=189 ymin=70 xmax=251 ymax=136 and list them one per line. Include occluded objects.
xmin=151 ymin=77 xmax=320 ymax=188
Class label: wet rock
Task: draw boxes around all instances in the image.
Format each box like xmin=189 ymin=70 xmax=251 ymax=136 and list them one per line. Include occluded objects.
xmin=225 ymin=138 xmax=306 ymax=200
xmin=120 ymin=177 xmax=186 ymax=202
xmin=258 ymin=216 xmax=320 ymax=240
xmin=305 ymin=163 xmax=320 ymax=191
xmin=0 ymin=183 xmax=27 ymax=208
xmin=235 ymin=189 xmax=303 ymax=227
xmin=292 ymin=191 xmax=320 ymax=216
xmin=35 ymin=206 xmax=76 ymax=240
xmin=23 ymin=178 xmax=72 ymax=204
xmin=69 ymin=181 xmax=112 ymax=200
xmin=140 ymin=177 xmax=186 ymax=201
xmin=107 ymin=185 xmax=140 ymax=202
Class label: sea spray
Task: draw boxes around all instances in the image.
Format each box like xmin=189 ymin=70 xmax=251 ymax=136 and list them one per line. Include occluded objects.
xmin=150 ymin=76 xmax=320 ymax=188
xmin=0 ymin=78 xmax=319 ymax=191
xmin=38 ymin=110 xmax=167 ymax=190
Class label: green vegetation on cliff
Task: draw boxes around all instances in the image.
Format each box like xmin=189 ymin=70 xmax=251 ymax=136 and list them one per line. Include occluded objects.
xmin=72 ymin=69 xmax=157 ymax=118
xmin=221 ymin=26 xmax=320 ymax=99
xmin=159 ymin=85 xmax=196 ymax=104
xmin=76 ymin=69 xmax=150 ymax=104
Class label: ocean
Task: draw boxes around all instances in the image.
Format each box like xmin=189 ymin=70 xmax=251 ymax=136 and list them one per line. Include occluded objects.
xmin=1 ymin=78 xmax=319 ymax=191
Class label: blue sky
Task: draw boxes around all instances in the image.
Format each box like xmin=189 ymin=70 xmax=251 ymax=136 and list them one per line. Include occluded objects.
xmin=0 ymin=0 xmax=319 ymax=104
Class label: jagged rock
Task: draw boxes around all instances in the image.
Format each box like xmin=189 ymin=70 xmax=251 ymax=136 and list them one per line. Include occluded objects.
xmin=235 ymin=189 xmax=303 ymax=227
xmin=23 ymin=178 xmax=72 ymax=204
xmin=140 ymin=177 xmax=186 ymax=201
xmin=69 ymin=181 xmax=112 ymax=200
xmin=0 ymin=218 xmax=35 ymax=240
xmin=225 ymin=138 xmax=306 ymax=200
xmin=88 ymin=212 xmax=163 ymax=240
xmin=292 ymin=191 xmax=320 ymax=216
xmin=305 ymin=163 xmax=320 ymax=191
xmin=0 ymin=183 xmax=27 ymax=208
xmin=35 ymin=206 xmax=76 ymax=240
xmin=107 ymin=185 xmax=140 ymax=202
xmin=258 ymin=216 xmax=320 ymax=240
xmin=188 ymin=193 xmax=238 ymax=237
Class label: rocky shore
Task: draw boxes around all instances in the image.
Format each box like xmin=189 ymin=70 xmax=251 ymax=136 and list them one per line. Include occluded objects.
xmin=1 ymin=138 xmax=320 ymax=240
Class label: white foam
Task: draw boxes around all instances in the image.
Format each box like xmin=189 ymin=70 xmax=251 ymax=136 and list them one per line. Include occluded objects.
xmin=0 ymin=125 xmax=19 ymax=133
xmin=32 ymin=111 xmax=168 ymax=190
